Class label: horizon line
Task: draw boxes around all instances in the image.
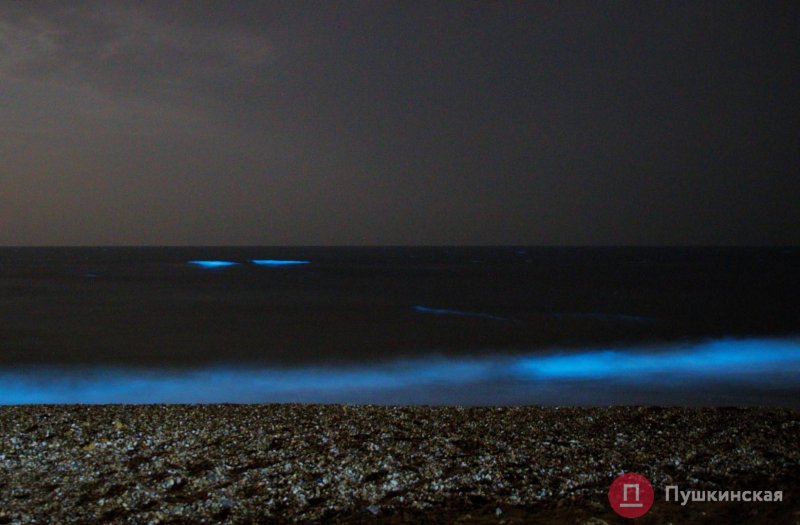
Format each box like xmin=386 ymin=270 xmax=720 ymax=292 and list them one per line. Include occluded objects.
xmin=0 ymin=244 xmax=798 ymax=249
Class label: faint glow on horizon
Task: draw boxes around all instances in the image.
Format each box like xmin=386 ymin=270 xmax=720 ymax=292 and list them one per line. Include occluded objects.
xmin=1 ymin=338 xmax=799 ymax=405
xmin=187 ymin=260 xmax=239 ymax=268
xmin=250 ymin=260 xmax=310 ymax=266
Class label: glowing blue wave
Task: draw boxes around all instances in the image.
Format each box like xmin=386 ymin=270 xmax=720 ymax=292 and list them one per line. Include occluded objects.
xmin=250 ymin=260 xmax=310 ymax=266
xmin=187 ymin=260 xmax=310 ymax=268
xmin=1 ymin=338 xmax=799 ymax=405
xmin=512 ymin=338 xmax=800 ymax=380
xmin=187 ymin=260 xmax=239 ymax=268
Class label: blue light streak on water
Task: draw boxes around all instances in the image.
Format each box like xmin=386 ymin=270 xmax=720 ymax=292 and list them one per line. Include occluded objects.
xmin=187 ymin=260 xmax=239 ymax=268
xmin=511 ymin=339 xmax=800 ymax=381
xmin=250 ymin=260 xmax=310 ymax=266
xmin=0 ymin=359 xmax=492 ymax=404
xmin=1 ymin=338 xmax=798 ymax=405
xmin=414 ymin=305 xmax=509 ymax=321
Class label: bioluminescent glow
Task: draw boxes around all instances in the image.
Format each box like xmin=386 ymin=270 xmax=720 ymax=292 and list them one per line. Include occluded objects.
xmin=513 ymin=338 xmax=800 ymax=381
xmin=250 ymin=260 xmax=310 ymax=266
xmin=0 ymin=359 xmax=491 ymax=405
xmin=2 ymin=338 xmax=799 ymax=406
xmin=187 ymin=260 xmax=239 ymax=268
xmin=414 ymin=305 xmax=509 ymax=321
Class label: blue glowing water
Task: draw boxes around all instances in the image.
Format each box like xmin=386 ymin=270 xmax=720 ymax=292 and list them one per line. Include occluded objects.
xmin=2 ymin=247 xmax=800 ymax=405
xmin=512 ymin=338 xmax=800 ymax=380
xmin=187 ymin=260 xmax=239 ymax=268
xmin=2 ymin=338 xmax=799 ymax=405
xmin=250 ymin=259 xmax=310 ymax=266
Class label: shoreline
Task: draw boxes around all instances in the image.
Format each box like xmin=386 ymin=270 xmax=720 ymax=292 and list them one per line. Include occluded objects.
xmin=1 ymin=405 xmax=798 ymax=523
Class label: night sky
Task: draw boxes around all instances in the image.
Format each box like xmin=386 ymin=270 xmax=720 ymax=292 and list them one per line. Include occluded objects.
xmin=1 ymin=1 xmax=797 ymax=246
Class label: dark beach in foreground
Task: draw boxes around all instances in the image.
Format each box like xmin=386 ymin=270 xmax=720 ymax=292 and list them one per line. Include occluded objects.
xmin=1 ymin=406 xmax=798 ymax=524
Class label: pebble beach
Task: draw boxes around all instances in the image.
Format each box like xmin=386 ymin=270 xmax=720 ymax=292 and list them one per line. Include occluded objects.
xmin=1 ymin=405 xmax=798 ymax=523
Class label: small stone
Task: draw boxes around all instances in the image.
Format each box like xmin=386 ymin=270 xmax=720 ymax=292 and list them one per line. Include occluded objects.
xmin=366 ymin=504 xmax=380 ymax=515
xmin=163 ymin=477 xmax=186 ymax=491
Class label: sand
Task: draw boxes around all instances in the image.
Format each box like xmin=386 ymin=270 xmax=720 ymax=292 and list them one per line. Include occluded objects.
xmin=0 ymin=405 xmax=798 ymax=523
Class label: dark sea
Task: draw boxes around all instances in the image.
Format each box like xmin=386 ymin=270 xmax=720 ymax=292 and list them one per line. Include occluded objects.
xmin=1 ymin=247 xmax=799 ymax=405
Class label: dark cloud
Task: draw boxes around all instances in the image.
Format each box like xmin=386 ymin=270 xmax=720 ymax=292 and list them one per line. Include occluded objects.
xmin=1 ymin=1 xmax=798 ymax=245
xmin=0 ymin=3 xmax=273 ymax=104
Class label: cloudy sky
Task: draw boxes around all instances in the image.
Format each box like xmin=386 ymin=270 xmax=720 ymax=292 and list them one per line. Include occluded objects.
xmin=1 ymin=1 xmax=797 ymax=245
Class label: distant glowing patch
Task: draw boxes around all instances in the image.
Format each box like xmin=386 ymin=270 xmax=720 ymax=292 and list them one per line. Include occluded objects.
xmin=1 ymin=338 xmax=798 ymax=405
xmin=250 ymin=260 xmax=310 ymax=266
xmin=414 ymin=305 xmax=508 ymax=321
xmin=187 ymin=260 xmax=239 ymax=268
